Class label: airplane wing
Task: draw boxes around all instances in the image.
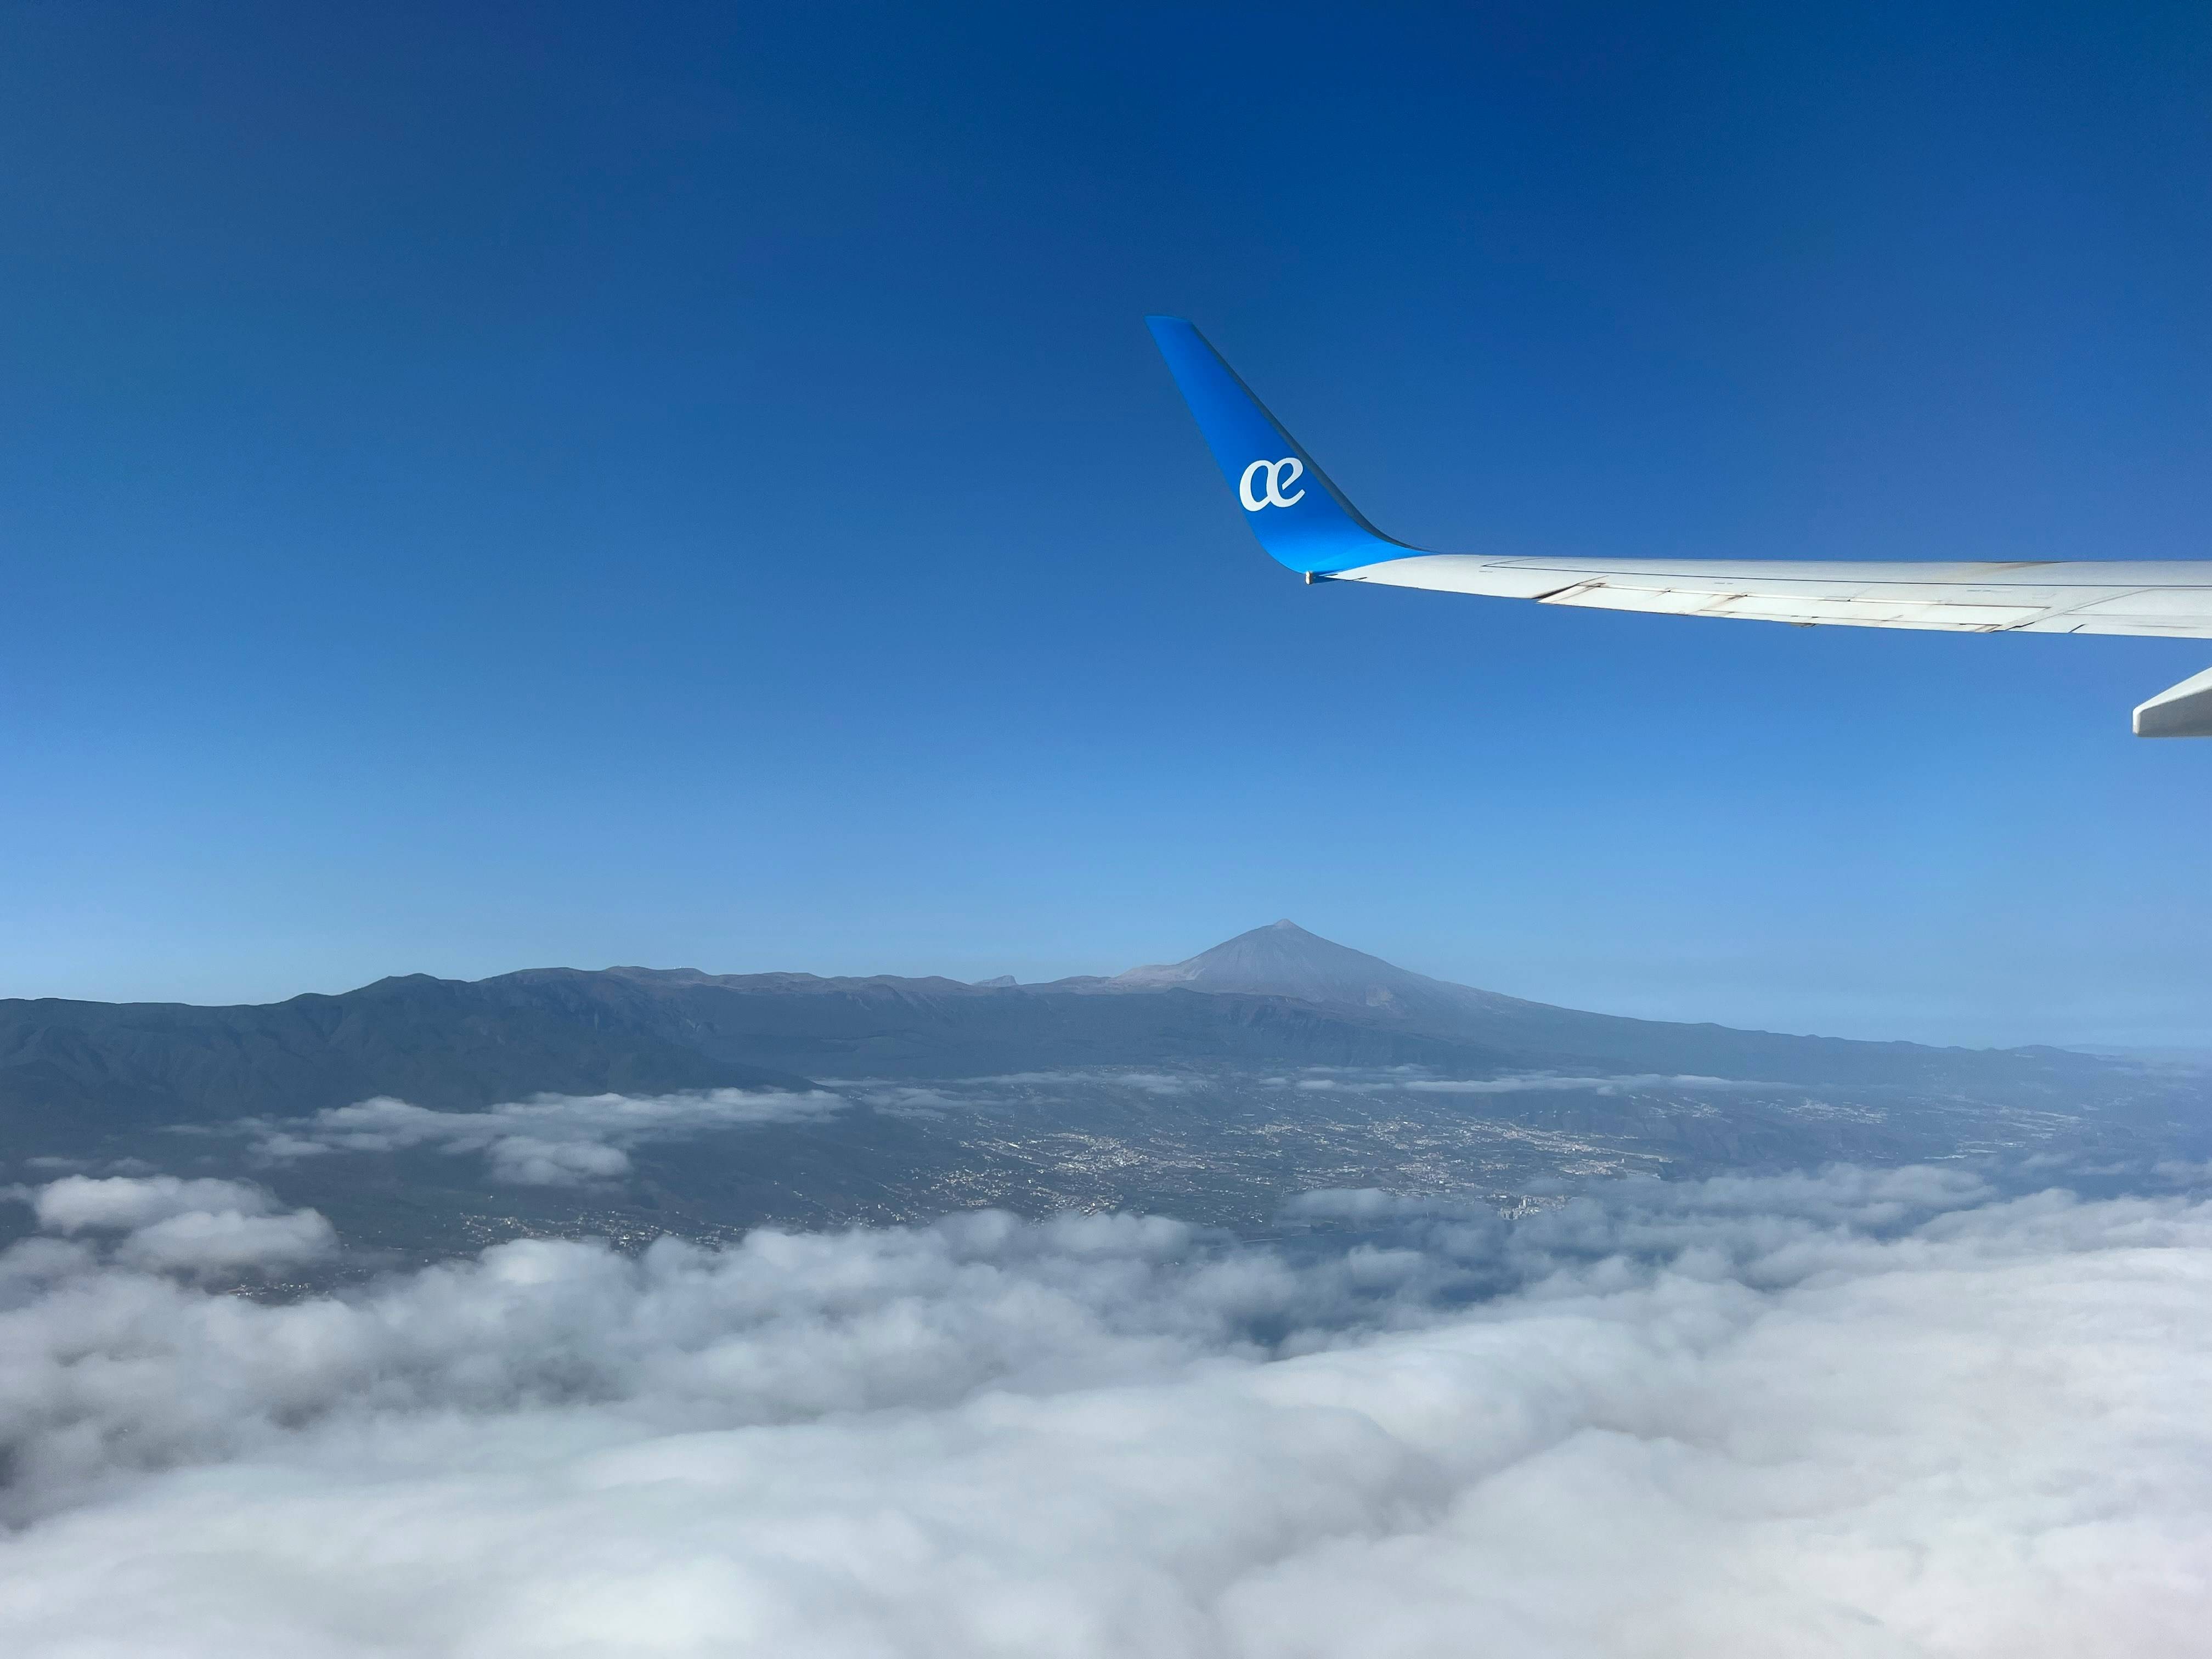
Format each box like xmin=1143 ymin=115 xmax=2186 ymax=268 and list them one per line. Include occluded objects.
xmin=1146 ymin=315 xmax=2212 ymax=736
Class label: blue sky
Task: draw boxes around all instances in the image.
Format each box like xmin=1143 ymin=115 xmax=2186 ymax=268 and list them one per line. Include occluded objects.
xmin=4 ymin=2 xmax=2209 ymax=1045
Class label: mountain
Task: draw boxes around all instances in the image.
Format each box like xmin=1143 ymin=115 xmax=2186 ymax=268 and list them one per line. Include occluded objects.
xmin=0 ymin=922 xmax=2121 ymax=1150
xmin=1114 ymin=919 xmax=1538 ymax=1026
xmin=1106 ymin=921 xmax=2099 ymax=1088
xmin=5 ymin=925 xmax=2195 ymax=1262
xmin=0 ymin=973 xmax=812 ymax=1141
xmin=0 ymin=956 xmax=1511 ymax=1149
xmin=475 ymin=964 xmax=1508 ymax=1079
xmin=396 ymin=926 xmax=2113 ymax=1093
xmin=1116 ymin=920 xmax=1449 ymax=1005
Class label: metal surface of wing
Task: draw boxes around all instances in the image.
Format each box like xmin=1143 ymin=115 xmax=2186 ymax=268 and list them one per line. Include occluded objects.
xmin=1331 ymin=555 xmax=2212 ymax=639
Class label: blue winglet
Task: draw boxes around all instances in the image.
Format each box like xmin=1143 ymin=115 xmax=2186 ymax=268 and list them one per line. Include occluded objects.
xmin=1145 ymin=316 xmax=1410 ymax=576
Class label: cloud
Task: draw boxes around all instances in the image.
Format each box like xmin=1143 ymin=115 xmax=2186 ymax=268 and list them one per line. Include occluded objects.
xmin=241 ymin=1087 xmax=846 ymax=1184
xmin=28 ymin=1174 xmax=278 ymax=1232
xmin=855 ymin=1085 xmax=984 ymax=1113
xmin=10 ymin=1175 xmax=332 ymax=1278
xmin=112 ymin=1206 xmax=335 ymax=1274
xmin=853 ymin=1071 xmax=1203 ymax=1113
xmin=1 ymin=1167 xmax=2210 ymax=1654
xmin=980 ymin=1070 xmax=1198 ymax=1095
xmin=1277 ymin=1068 xmax=1789 ymax=1096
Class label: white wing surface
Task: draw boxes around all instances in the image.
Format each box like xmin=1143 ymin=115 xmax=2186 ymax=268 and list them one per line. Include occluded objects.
xmin=1147 ymin=316 xmax=2212 ymax=736
xmin=1334 ymin=556 xmax=2212 ymax=638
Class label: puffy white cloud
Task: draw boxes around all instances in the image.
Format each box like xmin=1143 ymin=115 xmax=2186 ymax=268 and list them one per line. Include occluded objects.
xmin=112 ymin=1207 xmax=335 ymax=1274
xmin=0 ymin=1167 xmax=2209 ymax=1655
xmin=483 ymin=1135 xmax=635 ymax=1185
xmin=10 ymin=1175 xmax=334 ymax=1279
xmin=29 ymin=1174 xmax=277 ymax=1232
xmin=244 ymin=1087 xmax=845 ymax=1184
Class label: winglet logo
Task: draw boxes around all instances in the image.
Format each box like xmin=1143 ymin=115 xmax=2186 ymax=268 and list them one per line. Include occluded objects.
xmin=1238 ymin=456 xmax=1306 ymax=512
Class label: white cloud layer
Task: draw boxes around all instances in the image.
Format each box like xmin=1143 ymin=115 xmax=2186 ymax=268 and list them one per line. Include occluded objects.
xmin=1 ymin=1166 xmax=2210 ymax=1655
xmin=244 ymin=1087 xmax=845 ymax=1184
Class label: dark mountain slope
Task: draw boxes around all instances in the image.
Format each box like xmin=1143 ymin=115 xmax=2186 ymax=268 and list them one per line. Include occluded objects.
xmin=476 ymin=967 xmax=1514 ymax=1077
xmin=0 ymin=974 xmax=809 ymax=1142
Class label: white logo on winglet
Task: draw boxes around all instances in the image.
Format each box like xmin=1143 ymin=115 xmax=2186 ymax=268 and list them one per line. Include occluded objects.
xmin=1238 ymin=456 xmax=1306 ymax=511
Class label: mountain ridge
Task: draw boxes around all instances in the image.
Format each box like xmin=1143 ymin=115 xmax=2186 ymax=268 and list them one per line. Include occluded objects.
xmin=0 ymin=922 xmax=2124 ymax=1149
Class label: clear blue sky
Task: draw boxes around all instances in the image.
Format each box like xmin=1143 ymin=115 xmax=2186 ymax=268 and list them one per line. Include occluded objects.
xmin=4 ymin=2 xmax=2209 ymax=1046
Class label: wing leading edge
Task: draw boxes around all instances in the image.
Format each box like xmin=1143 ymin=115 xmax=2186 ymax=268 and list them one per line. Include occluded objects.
xmin=1144 ymin=315 xmax=2212 ymax=736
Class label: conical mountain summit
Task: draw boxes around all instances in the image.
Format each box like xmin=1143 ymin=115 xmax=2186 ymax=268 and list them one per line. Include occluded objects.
xmin=1108 ymin=918 xmax=1562 ymax=1048
xmin=1113 ymin=919 xmax=1454 ymax=1013
xmin=1093 ymin=917 xmax=1695 ymax=1074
